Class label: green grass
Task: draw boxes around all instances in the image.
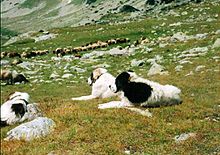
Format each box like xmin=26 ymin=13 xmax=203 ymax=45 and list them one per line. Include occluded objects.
xmin=1 ymin=1 xmax=220 ymax=155
xmin=19 ymin=0 xmax=43 ymax=9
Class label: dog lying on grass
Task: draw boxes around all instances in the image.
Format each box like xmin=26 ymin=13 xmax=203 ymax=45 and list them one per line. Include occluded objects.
xmin=98 ymin=71 xmax=182 ymax=110
xmin=71 ymin=68 xmax=117 ymax=100
xmin=1 ymin=92 xmax=42 ymax=127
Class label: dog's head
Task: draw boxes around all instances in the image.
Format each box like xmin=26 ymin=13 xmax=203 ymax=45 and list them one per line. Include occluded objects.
xmin=7 ymin=92 xmax=30 ymax=102
xmin=109 ymin=71 xmax=133 ymax=93
xmin=88 ymin=68 xmax=107 ymax=86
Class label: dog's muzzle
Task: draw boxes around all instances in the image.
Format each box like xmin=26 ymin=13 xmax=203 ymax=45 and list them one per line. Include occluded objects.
xmin=109 ymin=84 xmax=117 ymax=93
xmin=88 ymin=77 xmax=93 ymax=86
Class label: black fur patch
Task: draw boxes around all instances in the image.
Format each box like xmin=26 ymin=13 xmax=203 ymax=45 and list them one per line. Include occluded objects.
xmin=11 ymin=103 xmax=26 ymax=117
xmin=0 ymin=121 xmax=7 ymax=127
xmin=13 ymin=74 xmax=29 ymax=83
xmin=90 ymin=72 xmax=95 ymax=86
xmin=115 ymin=72 xmax=152 ymax=105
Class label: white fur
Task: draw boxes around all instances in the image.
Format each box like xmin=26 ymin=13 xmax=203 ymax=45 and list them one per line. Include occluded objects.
xmin=99 ymin=71 xmax=182 ymax=109
xmin=71 ymin=68 xmax=116 ymax=101
xmin=8 ymin=91 xmax=30 ymax=101
xmin=98 ymin=100 xmax=152 ymax=117
xmin=1 ymin=92 xmax=30 ymax=125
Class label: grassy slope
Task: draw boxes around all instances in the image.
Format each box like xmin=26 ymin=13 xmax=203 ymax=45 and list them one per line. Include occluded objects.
xmin=1 ymin=2 xmax=220 ymax=155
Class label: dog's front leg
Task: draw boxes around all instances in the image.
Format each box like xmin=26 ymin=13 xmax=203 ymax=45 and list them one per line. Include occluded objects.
xmin=71 ymin=95 xmax=97 ymax=101
xmin=98 ymin=101 xmax=132 ymax=109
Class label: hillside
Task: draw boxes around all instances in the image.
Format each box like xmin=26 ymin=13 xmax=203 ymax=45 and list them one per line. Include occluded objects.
xmin=1 ymin=0 xmax=206 ymax=33
xmin=1 ymin=0 xmax=220 ymax=154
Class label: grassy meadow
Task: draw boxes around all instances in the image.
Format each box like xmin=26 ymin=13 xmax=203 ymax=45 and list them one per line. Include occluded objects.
xmin=1 ymin=1 xmax=220 ymax=155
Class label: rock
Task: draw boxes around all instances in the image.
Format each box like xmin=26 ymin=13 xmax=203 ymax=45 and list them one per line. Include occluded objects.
xmin=171 ymin=32 xmax=190 ymax=42
xmin=215 ymin=29 xmax=220 ymax=35
xmin=169 ymin=22 xmax=182 ymax=27
xmin=0 ymin=60 xmax=10 ymax=66
xmin=193 ymin=33 xmax=208 ymax=40
xmin=131 ymin=59 xmax=145 ymax=67
xmin=167 ymin=10 xmax=180 ymax=17
xmin=20 ymin=103 xmax=43 ymax=122
xmin=174 ymin=133 xmax=196 ymax=143
xmin=147 ymin=62 xmax=168 ymax=76
xmin=179 ymin=60 xmax=193 ymax=65
xmin=212 ymin=38 xmax=220 ymax=49
xmin=62 ymin=73 xmax=74 ymax=79
xmin=50 ymin=73 xmax=60 ymax=79
xmin=125 ymin=107 xmax=152 ymax=117
xmin=195 ymin=65 xmax=205 ymax=72
xmin=146 ymin=55 xmax=163 ymax=64
xmin=119 ymin=5 xmax=139 ymax=13
xmin=64 ymin=70 xmax=71 ymax=73
xmin=175 ymin=65 xmax=183 ymax=72
xmin=185 ymin=71 xmax=194 ymax=76
xmin=4 ymin=117 xmax=56 ymax=141
xmin=178 ymin=47 xmax=209 ymax=58
xmin=81 ymin=50 xmax=105 ymax=59
xmin=109 ymin=48 xmax=128 ymax=56
xmin=34 ymin=34 xmax=57 ymax=42
xmin=181 ymin=11 xmax=188 ymax=15
xmin=17 ymin=62 xmax=33 ymax=70
xmin=70 ymin=66 xmax=86 ymax=73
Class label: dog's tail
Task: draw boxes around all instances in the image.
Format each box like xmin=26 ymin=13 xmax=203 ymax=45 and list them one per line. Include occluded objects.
xmin=142 ymin=98 xmax=183 ymax=108
xmin=163 ymin=85 xmax=181 ymax=99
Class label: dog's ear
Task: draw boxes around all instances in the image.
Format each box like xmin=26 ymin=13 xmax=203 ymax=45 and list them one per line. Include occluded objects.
xmin=127 ymin=70 xmax=134 ymax=72
xmin=93 ymin=68 xmax=107 ymax=80
xmin=6 ymin=92 xmax=16 ymax=101
xmin=127 ymin=71 xmax=138 ymax=81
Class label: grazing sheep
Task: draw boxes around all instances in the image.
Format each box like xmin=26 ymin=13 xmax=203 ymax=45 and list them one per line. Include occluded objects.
xmin=53 ymin=48 xmax=63 ymax=57
xmin=13 ymin=74 xmax=29 ymax=84
xmin=0 ymin=70 xmax=14 ymax=84
xmin=107 ymin=39 xmax=117 ymax=45
xmin=1 ymin=52 xmax=8 ymax=59
xmin=7 ymin=52 xmax=21 ymax=58
xmin=0 ymin=69 xmax=28 ymax=84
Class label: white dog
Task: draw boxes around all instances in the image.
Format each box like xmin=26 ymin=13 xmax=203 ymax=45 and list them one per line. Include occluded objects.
xmin=71 ymin=68 xmax=117 ymax=100
xmin=1 ymin=92 xmax=30 ymax=126
xmin=98 ymin=71 xmax=182 ymax=109
xmin=1 ymin=92 xmax=42 ymax=126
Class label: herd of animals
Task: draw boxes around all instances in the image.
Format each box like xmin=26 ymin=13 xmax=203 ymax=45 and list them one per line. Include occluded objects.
xmin=1 ymin=67 xmax=182 ymax=127
xmin=1 ymin=38 xmax=130 ymax=59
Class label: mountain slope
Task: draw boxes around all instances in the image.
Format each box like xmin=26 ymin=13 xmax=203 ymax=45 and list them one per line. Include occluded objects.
xmin=1 ymin=0 xmax=207 ymax=33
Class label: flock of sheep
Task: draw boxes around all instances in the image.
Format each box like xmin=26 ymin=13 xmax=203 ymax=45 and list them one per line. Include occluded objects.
xmin=0 ymin=37 xmax=151 ymax=85
xmin=1 ymin=38 xmax=130 ymax=59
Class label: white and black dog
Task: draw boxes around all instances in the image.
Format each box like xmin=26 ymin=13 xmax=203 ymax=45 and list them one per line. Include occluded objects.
xmin=71 ymin=68 xmax=117 ymax=101
xmin=1 ymin=92 xmax=30 ymax=126
xmin=98 ymin=71 xmax=182 ymax=109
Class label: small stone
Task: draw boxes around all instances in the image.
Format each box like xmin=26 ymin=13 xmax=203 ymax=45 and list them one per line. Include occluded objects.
xmin=195 ymin=65 xmax=205 ymax=72
xmin=174 ymin=133 xmax=196 ymax=143
xmin=212 ymin=38 xmax=220 ymax=49
xmin=131 ymin=59 xmax=145 ymax=67
xmin=62 ymin=74 xmax=74 ymax=79
xmin=175 ymin=65 xmax=183 ymax=72
xmin=148 ymin=62 xmax=168 ymax=76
